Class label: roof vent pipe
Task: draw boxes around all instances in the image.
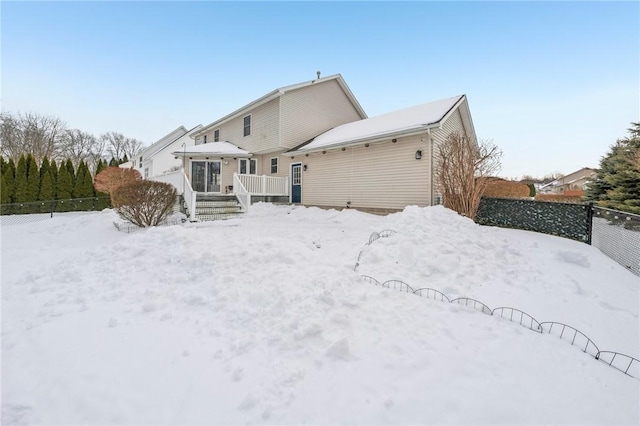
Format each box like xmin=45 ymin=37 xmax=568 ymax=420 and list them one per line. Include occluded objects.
xmin=316 ymin=71 xmax=321 ymax=79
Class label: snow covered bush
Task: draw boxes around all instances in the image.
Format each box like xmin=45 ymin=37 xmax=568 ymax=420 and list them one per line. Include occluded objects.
xmin=111 ymin=180 xmax=176 ymax=227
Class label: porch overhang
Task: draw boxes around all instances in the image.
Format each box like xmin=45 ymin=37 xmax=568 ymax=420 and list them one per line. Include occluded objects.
xmin=171 ymin=141 xmax=253 ymax=158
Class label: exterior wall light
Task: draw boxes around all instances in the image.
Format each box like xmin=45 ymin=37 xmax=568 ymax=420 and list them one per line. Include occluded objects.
xmin=415 ymin=150 xmax=422 ymax=160
xmin=364 ymin=143 xmax=370 ymax=147
xmin=392 ymin=138 xmax=397 ymax=143
xmin=303 ymin=165 xmax=307 ymax=171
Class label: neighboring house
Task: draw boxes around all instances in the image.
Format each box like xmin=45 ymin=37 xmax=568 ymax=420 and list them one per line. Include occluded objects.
xmin=148 ymin=73 xmax=475 ymax=220
xmin=136 ymin=124 xmax=203 ymax=178
xmin=539 ymin=167 xmax=596 ymax=196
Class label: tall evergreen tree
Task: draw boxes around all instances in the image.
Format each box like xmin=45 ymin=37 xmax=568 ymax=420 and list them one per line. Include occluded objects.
xmin=1 ymin=157 xmax=16 ymax=204
xmin=73 ymin=160 xmax=95 ymax=203
xmin=586 ymin=122 xmax=640 ymax=214
xmin=56 ymin=160 xmax=73 ymax=200
xmin=14 ymin=155 xmax=28 ymax=203
xmin=65 ymin=158 xmax=76 ymax=188
xmin=1 ymin=172 xmax=12 ymax=205
xmin=95 ymin=158 xmax=106 ymax=176
xmin=0 ymin=156 xmax=6 ymax=175
xmin=93 ymin=159 xmax=110 ymax=209
xmin=38 ymin=157 xmax=53 ymax=201
xmin=50 ymin=160 xmax=59 ymax=198
xmin=108 ymin=157 xmax=117 ymax=167
xmin=26 ymin=154 xmax=40 ymax=203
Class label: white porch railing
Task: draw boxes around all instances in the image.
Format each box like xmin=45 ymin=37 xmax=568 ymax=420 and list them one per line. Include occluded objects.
xmin=233 ymin=173 xmax=251 ymax=212
xmin=234 ymin=174 xmax=289 ymax=196
xmin=150 ymin=171 xmax=196 ymax=221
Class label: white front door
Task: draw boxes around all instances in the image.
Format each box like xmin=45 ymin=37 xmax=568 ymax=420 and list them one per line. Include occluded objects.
xmin=191 ymin=160 xmax=222 ymax=193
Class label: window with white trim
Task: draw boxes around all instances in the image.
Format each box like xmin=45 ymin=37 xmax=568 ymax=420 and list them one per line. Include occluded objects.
xmin=270 ymin=157 xmax=278 ymax=174
xmin=239 ymin=158 xmax=257 ymax=175
xmin=214 ymin=129 xmax=220 ymax=142
xmin=243 ymin=115 xmax=251 ymax=137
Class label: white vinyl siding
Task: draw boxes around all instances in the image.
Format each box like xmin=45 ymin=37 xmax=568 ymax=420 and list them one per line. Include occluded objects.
xmin=204 ymin=99 xmax=279 ymax=154
xmin=280 ymin=79 xmax=364 ymax=150
xmin=298 ymin=135 xmax=432 ymax=210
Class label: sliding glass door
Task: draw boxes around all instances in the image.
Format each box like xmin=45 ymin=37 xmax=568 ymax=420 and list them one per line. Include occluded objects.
xmin=191 ymin=161 xmax=221 ymax=193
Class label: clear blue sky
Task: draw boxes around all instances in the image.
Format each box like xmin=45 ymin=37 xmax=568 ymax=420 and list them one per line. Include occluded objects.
xmin=2 ymin=1 xmax=638 ymax=178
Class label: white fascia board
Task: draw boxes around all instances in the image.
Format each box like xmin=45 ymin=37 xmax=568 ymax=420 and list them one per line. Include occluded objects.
xmin=285 ymin=126 xmax=434 ymax=156
xmin=193 ymin=90 xmax=282 ymax=138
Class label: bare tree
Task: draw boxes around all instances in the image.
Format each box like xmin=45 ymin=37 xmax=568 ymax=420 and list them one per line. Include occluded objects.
xmin=124 ymin=137 xmax=145 ymax=163
xmin=0 ymin=112 xmax=67 ymax=163
xmin=60 ymin=129 xmax=101 ymax=168
xmin=100 ymin=131 xmax=128 ymax=161
xmin=436 ymin=131 xmax=502 ymax=219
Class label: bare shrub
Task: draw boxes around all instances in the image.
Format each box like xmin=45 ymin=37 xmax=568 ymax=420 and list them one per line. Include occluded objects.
xmin=436 ymin=132 xmax=502 ymax=219
xmin=111 ymin=180 xmax=177 ymax=227
xmin=482 ymin=178 xmax=530 ymax=199
xmin=94 ymin=167 xmax=142 ymax=205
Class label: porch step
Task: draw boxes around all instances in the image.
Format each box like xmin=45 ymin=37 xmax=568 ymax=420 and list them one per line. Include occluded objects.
xmin=196 ymin=212 xmax=243 ymax=221
xmin=184 ymin=194 xmax=244 ymax=222
xmin=195 ymin=205 xmax=243 ymax=214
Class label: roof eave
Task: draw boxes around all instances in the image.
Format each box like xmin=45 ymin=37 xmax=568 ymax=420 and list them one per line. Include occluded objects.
xmin=285 ymin=125 xmax=436 ymax=155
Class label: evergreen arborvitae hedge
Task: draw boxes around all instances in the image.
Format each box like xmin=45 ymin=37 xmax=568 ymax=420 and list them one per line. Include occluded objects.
xmin=26 ymin=154 xmax=40 ymax=203
xmin=14 ymin=155 xmax=29 ymax=203
xmin=1 ymin=158 xmax=16 ymax=206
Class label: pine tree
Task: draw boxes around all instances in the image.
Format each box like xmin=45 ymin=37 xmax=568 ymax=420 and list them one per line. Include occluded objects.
xmin=109 ymin=157 xmax=117 ymax=167
xmin=26 ymin=154 xmax=40 ymax=204
xmin=65 ymin=159 xmax=76 ymax=189
xmin=586 ymin=123 xmax=640 ymax=214
xmin=73 ymin=161 xmax=95 ymax=210
xmin=95 ymin=159 xmax=106 ymax=176
xmin=38 ymin=157 xmax=54 ymax=202
xmin=1 ymin=159 xmax=16 ymax=213
xmin=94 ymin=159 xmax=110 ymax=210
xmin=2 ymin=158 xmax=16 ymax=203
xmin=56 ymin=161 xmax=73 ymax=200
xmin=50 ymin=160 xmax=59 ymax=198
xmin=14 ymin=155 xmax=28 ymax=203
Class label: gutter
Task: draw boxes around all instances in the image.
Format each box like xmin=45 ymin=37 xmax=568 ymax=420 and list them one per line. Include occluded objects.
xmin=285 ymin=124 xmax=438 ymax=156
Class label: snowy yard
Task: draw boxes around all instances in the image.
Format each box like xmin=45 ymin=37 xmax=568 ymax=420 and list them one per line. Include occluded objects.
xmin=2 ymin=204 xmax=638 ymax=425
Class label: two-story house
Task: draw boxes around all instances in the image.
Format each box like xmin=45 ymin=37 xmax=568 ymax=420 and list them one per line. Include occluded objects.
xmin=151 ymin=73 xmax=476 ymax=220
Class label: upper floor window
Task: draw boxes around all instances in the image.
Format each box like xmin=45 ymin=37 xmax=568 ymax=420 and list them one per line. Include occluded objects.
xmin=204 ymin=135 xmax=207 ymax=144
xmin=214 ymin=129 xmax=220 ymax=142
xmin=270 ymin=157 xmax=278 ymax=174
xmin=243 ymin=115 xmax=251 ymax=137
xmin=139 ymin=157 xmax=143 ymax=168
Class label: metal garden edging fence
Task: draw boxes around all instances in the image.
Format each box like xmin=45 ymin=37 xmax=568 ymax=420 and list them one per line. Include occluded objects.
xmin=360 ymin=274 xmax=639 ymax=380
xmin=356 ymin=229 xmax=639 ymax=380
xmin=476 ymin=197 xmax=640 ymax=276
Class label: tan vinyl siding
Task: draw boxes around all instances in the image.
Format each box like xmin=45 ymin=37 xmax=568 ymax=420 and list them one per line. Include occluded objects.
xmin=199 ymin=99 xmax=280 ymax=154
xmin=280 ymin=80 xmax=363 ymax=150
xmin=298 ymin=135 xmax=432 ymax=210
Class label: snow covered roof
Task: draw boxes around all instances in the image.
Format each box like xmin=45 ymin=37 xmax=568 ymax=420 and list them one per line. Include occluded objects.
xmin=193 ymin=74 xmax=367 ymax=138
xmin=144 ymin=124 xmax=203 ymax=160
xmin=286 ymin=95 xmax=464 ymax=154
xmin=171 ymin=141 xmax=252 ymax=157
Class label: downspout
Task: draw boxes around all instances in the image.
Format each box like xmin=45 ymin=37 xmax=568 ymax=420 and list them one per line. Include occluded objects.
xmin=428 ymin=128 xmax=434 ymax=206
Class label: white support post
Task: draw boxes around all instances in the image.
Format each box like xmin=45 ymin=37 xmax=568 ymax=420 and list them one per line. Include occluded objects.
xmin=262 ymin=175 xmax=266 ymax=195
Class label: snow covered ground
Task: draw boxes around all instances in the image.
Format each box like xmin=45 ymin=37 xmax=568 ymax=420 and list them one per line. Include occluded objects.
xmin=2 ymin=204 xmax=638 ymax=425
